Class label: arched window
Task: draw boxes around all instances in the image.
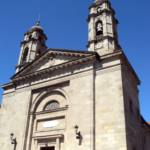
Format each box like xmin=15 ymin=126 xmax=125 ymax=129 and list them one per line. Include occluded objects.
xmin=44 ymin=100 xmax=60 ymax=111
xmin=96 ymin=21 xmax=103 ymax=36
xmin=29 ymin=35 xmax=32 ymax=40
xmin=22 ymin=47 xmax=29 ymax=63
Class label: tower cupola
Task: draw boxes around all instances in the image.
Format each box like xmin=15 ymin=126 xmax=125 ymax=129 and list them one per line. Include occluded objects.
xmin=16 ymin=22 xmax=47 ymax=72
xmin=87 ymin=0 xmax=120 ymax=55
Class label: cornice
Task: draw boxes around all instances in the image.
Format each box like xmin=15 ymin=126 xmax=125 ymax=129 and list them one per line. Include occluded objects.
xmin=2 ymin=51 xmax=140 ymax=90
xmin=87 ymin=9 xmax=115 ymax=22
xmin=1 ymin=82 xmax=15 ymax=90
xmin=100 ymin=50 xmax=140 ymax=85
xmin=47 ymin=49 xmax=94 ymax=57
xmin=87 ymin=36 xmax=116 ymax=48
xmin=89 ymin=0 xmax=111 ymax=10
xmin=34 ymin=106 xmax=68 ymax=115
xmin=12 ymin=55 xmax=96 ymax=82
xmin=121 ymin=52 xmax=141 ymax=85
xmin=12 ymin=49 xmax=96 ymax=79
xmin=21 ymin=39 xmax=42 ymax=45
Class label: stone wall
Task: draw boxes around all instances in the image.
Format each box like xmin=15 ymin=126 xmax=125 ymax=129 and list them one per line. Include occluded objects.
xmin=141 ymin=118 xmax=150 ymax=150
xmin=95 ymin=58 xmax=127 ymax=150
xmin=0 ymin=52 xmax=150 ymax=150
xmin=0 ymin=63 xmax=95 ymax=150
xmin=0 ymin=90 xmax=31 ymax=150
xmin=122 ymin=64 xmax=142 ymax=150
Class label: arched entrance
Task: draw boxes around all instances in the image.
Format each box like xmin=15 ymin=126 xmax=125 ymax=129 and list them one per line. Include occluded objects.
xmin=25 ymin=89 xmax=68 ymax=150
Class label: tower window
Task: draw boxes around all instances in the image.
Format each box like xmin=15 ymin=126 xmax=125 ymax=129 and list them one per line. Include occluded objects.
xmin=96 ymin=21 xmax=103 ymax=36
xmin=97 ymin=6 xmax=102 ymax=13
xmin=22 ymin=47 xmax=29 ymax=63
xmin=29 ymin=35 xmax=32 ymax=40
xmin=44 ymin=100 xmax=60 ymax=111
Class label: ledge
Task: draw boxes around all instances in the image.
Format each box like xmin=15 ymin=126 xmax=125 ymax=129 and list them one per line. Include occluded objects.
xmin=33 ymin=106 xmax=69 ymax=115
xmin=12 ymin=55 xmax=96 ymax=82
xmin=32 ymin=133 xmax=64 ymax=140
xmin=87 ymin=36 xmax=116 ymax=48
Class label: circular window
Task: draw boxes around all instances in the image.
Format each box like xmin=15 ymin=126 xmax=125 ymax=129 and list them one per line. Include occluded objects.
xmin=44 ymin=101 xmax=60 ymax=111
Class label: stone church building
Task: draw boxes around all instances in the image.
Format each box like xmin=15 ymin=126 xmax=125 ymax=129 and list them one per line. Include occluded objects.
xmin=0 ymin=0 xmax=150 ymax=150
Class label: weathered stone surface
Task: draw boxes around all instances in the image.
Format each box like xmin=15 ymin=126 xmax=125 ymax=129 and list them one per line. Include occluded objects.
xmin=0 ymin=1 xmax=150 ymax=150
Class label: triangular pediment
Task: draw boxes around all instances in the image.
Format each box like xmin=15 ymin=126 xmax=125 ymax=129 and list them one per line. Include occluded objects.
xmin=12 ymin=49 xmax=95 ymax=79
xmin=31 ymin=52 xmax=77 ymax=72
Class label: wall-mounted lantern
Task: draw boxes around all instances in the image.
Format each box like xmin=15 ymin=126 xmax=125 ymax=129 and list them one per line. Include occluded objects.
xmin=10 ymin=133 xmax=17 ymax=150
xmin=74 ymin=125 xmax=83 ymax=145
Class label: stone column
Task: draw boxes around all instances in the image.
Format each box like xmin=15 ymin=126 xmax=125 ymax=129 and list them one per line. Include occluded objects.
xmin=34 ymin=139 xmax=38 ymax=150
xmin=25 ymin=114 xmax=35 ymax=150
xmin=56 ymin=138 xmax=60 ymax=150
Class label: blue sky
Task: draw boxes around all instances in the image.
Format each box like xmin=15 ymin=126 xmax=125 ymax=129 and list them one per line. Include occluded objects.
xmin=0 ymin=0 xmax=150 ymax=121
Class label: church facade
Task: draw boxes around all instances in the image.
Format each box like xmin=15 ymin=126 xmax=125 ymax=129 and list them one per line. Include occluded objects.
xmin=0 ymin=0 xmax=150 ymax=150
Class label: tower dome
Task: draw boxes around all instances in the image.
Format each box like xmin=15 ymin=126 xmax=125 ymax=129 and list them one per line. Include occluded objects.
xmin=30 ymin=21 xmax=44 ymax=32
xmin=16 ymin=21 xmax=47 ymax=72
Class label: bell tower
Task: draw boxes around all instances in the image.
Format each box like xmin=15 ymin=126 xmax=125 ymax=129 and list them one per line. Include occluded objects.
xmin=16 ymin=22 xmax=47 ymax=72
xmin=87 ymin=0 xmax=120 ymax=55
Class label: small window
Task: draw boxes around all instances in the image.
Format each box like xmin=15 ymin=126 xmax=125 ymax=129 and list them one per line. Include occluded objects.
xmin=97 ymin=6 xmax=102 ymax=13
xmin=29 ymin=35 xmax=32 ymax=39
xmin=96 ymin=21 xmax=103 ymax=36
xmin=44 ymin=101 xmax=60 ymax=111
xmin=22 ymin=47 xmax=29 ymax=63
